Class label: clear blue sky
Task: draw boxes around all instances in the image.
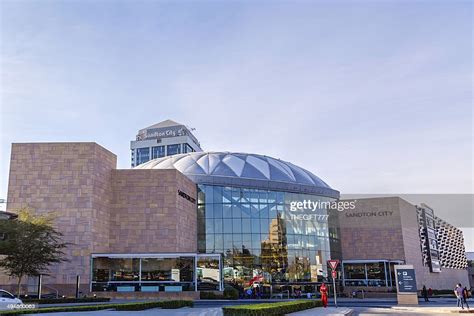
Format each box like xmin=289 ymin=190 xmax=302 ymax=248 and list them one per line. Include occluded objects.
xmin=1 ymin=1 xmax=472 ymax=244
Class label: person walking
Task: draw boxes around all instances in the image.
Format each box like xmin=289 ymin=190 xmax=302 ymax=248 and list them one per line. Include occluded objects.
xmin=462 ymin=285 xmax=470 ymax=310
xmin=320 ymin=283 xmax=328 ymax=308
xmin=455 ymin=284 xmax=465 ymax=309
xmin=422 ymin=285 xmax=429 ymax=302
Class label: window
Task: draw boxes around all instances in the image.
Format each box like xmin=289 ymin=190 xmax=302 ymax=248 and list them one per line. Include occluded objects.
xmin=110 ymin=258 xmax=140 ymax=281
xmin=141 ymin=258 xmax=194 ymax=282
xmin=197 ymin=184 xmax=333 ymax=288
xmin=344 ymin=263 xmax=365 ymax=279
xmin=197 ymin=256 xmax=221 ymax=291
xmin=0 ymin=291 xmax=14 ymax=299
xmin=91 ymin=256 xmax=197 ymax=292
xmin=151 ymin=146 xmax=165 ymax=159
xmin=366 ymin=262 xmax=386 ymax=286
xmin=167 ymin=144 xmax=181 ymax=156
xmin=183 ymin=144 xmax=194 ymax=153
xmin=136 ymin=148 xmax=150 ymax=165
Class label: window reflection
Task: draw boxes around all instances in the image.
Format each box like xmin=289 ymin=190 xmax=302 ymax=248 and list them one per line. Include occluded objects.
xmin=166 ymin=144 xmax=181 ymax=156
xmin=91 ymin=256 xmax=197 ymax=292
xmin=197 ymin=185 xmax=332 ymax=290
xmin=343 ymin=261 xmax=402 ymax=287
xmin=136 ymin=148 xmax=150 ymax=165
xmin=197 ymin=256 xmax=221 ymax=291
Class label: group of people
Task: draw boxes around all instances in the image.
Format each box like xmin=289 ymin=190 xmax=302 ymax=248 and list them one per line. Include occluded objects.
xmin=240 ymin=281 xmax=471 ymax=310
xmin=422 ymin=283 xmax=471 ymax=310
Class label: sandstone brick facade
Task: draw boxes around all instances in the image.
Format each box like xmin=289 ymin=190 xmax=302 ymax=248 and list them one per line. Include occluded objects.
xmin=338 ymin=197 xmax=406 ymax=261
xmin=337 ymin=197 xmax=469 ymax=291
xmin=109 ymin=169 xmax=197 ymax=253
xmin=2 ymin=143 xmax=197 ymax=295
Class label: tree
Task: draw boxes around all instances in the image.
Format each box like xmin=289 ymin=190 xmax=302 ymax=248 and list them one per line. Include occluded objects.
xmin=0 ymin=208 xmax=69 ymax=296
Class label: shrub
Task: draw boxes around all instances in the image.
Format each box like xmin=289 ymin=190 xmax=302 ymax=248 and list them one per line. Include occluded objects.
xmin=1 ymin=305 xmax=114 ymax=315
xmin=114 ymin=301 xmax=162 ymax=311
xmin=0 ymin=300 xmax=194 ymax=314
xmin=160 ymin=300 xmax=194 ymax=309
xmin=223 ymin=286 xmax=239 ymax=300
xmin=222 ymin=300 xmax=322 ymax=316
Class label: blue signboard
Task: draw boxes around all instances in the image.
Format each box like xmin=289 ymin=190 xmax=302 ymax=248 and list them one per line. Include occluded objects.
xmin=396 ymin=269 xmax=417 ymax=293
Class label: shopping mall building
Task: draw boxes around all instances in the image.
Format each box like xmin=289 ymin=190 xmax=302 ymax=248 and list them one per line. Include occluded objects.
xmin=0 ymin=121 xmax=469 ymax=297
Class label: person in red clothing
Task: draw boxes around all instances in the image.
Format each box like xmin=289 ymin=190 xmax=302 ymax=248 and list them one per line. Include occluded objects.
xmin=320 ymin=283 xmax=328 ymax=308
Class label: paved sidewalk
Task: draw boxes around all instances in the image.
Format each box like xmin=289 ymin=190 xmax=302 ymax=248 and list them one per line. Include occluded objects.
xmin=289 ymin=307 xmax=353 ymax=315
xmin=29 ymin=307 xmax=223 ymax=316
xmin=392 ymin=306 xmax=473 ymax=314
xmin=354 ymin=306 xmax=474 ymax=315
xmin=30 ymin=307 xmax=355 ymax=316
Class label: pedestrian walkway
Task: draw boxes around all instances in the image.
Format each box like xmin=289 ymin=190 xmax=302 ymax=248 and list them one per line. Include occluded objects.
xmin=289 ymin=307 xmax=353 ymax=315
xmin=354 ymin=306 xmax=473 ymax=315
xmin=30 ymin=307 xmax=223 ymax=316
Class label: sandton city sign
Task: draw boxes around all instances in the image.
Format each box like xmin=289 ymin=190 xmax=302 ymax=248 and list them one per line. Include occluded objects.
xmin=344 ymin=210 xmax=394 ymax=218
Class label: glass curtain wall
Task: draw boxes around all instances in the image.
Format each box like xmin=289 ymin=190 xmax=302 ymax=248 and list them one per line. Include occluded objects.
xmin=342 ymin=260 xmax=404 ymax=287
xmin=91 ymin=256 xmax=195 ymax=292
xmin=197 ymin=185 xmax=332 ymax=293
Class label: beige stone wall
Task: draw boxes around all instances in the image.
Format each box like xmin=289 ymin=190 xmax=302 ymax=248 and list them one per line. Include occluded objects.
xmin=109 ymin=169 xmax=197 ymax=253
xmin=337 ymin=197 xmax=406 ymax=261
xmin=398 ymin=198 xmax=426 ymax=289
xmin=5 ymin=143 xmax=117 ymax=292
xmin=2 ymin=142 xmax=198 ymax=295
xmin=339 ymin=197 xmax=470 ymax=291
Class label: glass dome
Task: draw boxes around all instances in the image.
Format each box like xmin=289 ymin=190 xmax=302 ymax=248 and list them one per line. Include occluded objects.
xmin=135 ymin=152 xmax=339 ymax=198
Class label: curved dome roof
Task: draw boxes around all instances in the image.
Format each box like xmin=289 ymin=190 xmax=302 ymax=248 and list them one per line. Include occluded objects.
xmin=135 ymin=152 xmax=339 ymax=198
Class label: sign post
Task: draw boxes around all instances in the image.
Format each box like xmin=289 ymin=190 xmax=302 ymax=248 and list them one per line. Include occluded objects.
xmin=394 ymin=265 xmax=418 ymax=305
xmin=327 ymin=260 xmax=339 ymax=308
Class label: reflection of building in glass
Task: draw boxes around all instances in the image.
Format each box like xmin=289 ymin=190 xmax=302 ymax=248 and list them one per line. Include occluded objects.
xmin=261 ymin=214 xmax=288 ymax=282
xmin=188 ymin=152 xmax=338 ymax=291
xmin=196 ymin=179 xmax=336 ymax=290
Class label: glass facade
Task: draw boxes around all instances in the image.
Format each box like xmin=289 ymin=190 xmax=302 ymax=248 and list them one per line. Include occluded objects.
xmin=342 ymin=260 xmax=403 ymax=287
xmin=183 ymin=143 xmax=194 ymax=153
xmin=197 ymin=256 xmax=222 ymax=291
xmin=91 ymin=254 xmax=222 ymax=292
xmin=167 ymin=144 xmax=181 ymax=156
xmin=151 ymin=146 xmax=166 ymax=159
xmin=197 ymin=184 xmax=333 ymax=292
xmin=91 ymin=255 xmax=198 ymax=292
xmin=136 ymin=148 xmax=150 ymax=165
